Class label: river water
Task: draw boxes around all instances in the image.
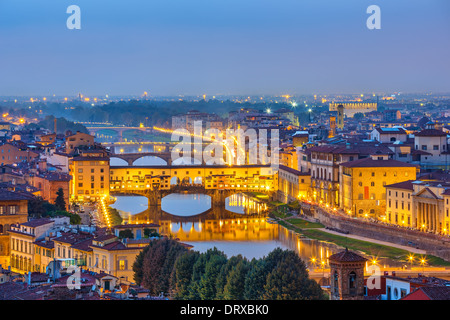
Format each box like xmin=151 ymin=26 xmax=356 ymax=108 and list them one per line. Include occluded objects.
xmin=110 ymin=193 xmax=343 ymax=265
xmin=108 ymin=153 xmax=405 ymax=268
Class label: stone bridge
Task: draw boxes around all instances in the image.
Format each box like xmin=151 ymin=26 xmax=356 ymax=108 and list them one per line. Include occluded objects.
xmin=87 ymin=126 xmax=152 ymax=142
xmin=110 ymin=152 xmax=173 ymax=166
xmin=112 ymin=185 xmax=255 ymax=207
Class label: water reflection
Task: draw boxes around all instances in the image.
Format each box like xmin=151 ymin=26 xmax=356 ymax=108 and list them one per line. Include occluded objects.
xmin=110 ymin=195 xmax=406 ymax=266
xmin=161 ymin=193 xmax=211 ymax=216
xmin=226 ymin=193 xmax=268 ymax=215
xmin=111 ymin=194 xmax=341 ymax=262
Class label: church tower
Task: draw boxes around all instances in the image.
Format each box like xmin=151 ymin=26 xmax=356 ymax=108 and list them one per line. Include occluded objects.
xmin=329 ymin=248 xmax=367 ymax=300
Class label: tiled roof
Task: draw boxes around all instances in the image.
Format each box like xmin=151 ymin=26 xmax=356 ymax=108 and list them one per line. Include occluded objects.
xmin=90 ymin=240 xmax=131 ymax=251
xmin=70 ymin=238 xmax=93 ymax=252
xmin=329 ymin=248 xmax=367 ymax=262
xmin=93 ymin=234 xmax=117 ymax=242
xmin=33 ymin=239 xmax=54 ymax=249
xmin=0 ymin=189 xmax=35 ymax=201
xmin=278 ymin=165 xmax=310 ymax=176
xmin=414 ymin=129 xmax=447 ymax=137
xmin=53 ymin=232 xmax=93 ymax=245
xmin=404 ymin=286 xmax=450 ymax=300
xmin=308 ymin=143 xmax=394 ymax=156
xmin=385 ymin=180 xmax=414 ymax=191
xmin=21 ymin=218 xmax=54 ymax=228
xmin=340 ymin=157 xmax=417 ymax=168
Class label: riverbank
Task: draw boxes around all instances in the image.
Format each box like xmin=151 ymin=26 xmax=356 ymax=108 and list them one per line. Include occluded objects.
xmin=274 ymin=215 xmax=450 ymax=267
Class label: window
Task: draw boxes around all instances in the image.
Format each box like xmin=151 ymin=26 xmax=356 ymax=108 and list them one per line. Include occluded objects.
xmin=422 ymin=145 xmax=427 ymax=150
xmin=349 ymin=272 xmax=357 ymax=289
xmin=371 ymin=182 xmax=375 ymax=187
xmin=433 ymin=145 xmax=439 ymax=150
xmin=371 ymin=172 xmax=375 ymax=177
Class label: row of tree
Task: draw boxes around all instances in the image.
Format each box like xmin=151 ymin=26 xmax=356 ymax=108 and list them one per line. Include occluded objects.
xmin=132 ymin=238 xmax=325 ymax=300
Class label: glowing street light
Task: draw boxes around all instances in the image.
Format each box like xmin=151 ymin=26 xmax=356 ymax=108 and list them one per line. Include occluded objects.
xmin=419 ymin=256 xmax=427 ymax=272
xmin=407 ymin=254 xmax=415 ymax=267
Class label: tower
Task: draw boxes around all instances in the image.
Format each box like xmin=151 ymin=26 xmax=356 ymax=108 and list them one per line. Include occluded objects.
xmin=329 ymin=248 xmax=367 ymax=300
xmin=329 ymin=116 xmax=336 ymax=138
xmin=337 ymin=104 xmax=344 ymax=129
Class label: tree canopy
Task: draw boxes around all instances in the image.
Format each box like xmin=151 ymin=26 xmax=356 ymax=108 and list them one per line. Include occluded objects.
xmin=133 ymin=241 xmax=325 ymax=300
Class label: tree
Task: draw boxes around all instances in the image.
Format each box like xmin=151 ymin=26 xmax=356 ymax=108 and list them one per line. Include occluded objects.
xmin=144 ymin=228 xmax=160 ymax=238
xmin=262 ymin=251 xmax=325 ymax=300
xmin=132 ymin=238 xmax=188 ymax=296
xmin=353 ymin=112 xmax=365 ymax=120
xmin=215 ymin=255 xmax=244 ymax=299
xmin=171 ymin=251 xmax=201 ymax=300
xmin=243 ymin=259 xmax=269 ymax=300
xmin=55 ymin=188 xmax=66 ymax=211
xmin=186 ymin=247 xmax=227 ymax=300
xmin=198 ymin=254 xmax=227 ymax=300
xmin=118 ymin=229 xmax=134 ymax=239
xmin=222 ymin=259 xmax=250 ymax=300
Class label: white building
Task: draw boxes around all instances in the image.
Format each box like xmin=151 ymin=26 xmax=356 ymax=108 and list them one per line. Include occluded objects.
xmin=370 ymin=127 xmax=408 ymax=144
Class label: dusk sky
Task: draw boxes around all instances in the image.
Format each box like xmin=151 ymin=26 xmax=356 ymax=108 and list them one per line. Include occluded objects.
xmin=0 ymin=0 xmax=449 ymax=96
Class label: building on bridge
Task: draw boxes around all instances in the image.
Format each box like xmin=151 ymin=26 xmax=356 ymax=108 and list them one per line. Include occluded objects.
xmin=109 ymin=164 xmax=277 ymax=208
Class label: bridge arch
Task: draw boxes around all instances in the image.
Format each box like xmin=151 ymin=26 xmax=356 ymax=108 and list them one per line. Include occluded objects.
xmin=110 ymin=157 xmax=129 ymax=166
xmin=170 ymin=177 xmax=181 ymax=186
xmin=133 ymin=156 xmax=167 ymax=166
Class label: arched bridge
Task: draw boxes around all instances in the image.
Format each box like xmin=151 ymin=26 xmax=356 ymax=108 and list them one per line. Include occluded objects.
xmin=112 ymin=185 xmax=244 ymax=207
xmin=110 ymin=152 xmax=173 ymax=166
xmin=86 ymin=126 xmax=152 ymax=142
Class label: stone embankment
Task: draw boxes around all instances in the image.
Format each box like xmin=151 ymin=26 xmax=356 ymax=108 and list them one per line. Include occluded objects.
xmin=301 ymin=203 xmax=450 ymax=262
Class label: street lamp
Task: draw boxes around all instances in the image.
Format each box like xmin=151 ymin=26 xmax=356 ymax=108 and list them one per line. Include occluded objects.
xmin=407 ymin=254 xmax=414 ymax=268
xmin=320 ymin=260 xmax=326 ymax=278
xmin=310 ymin=256 xmax=317 ymax=270
xmin=419 ymin=256 xmax=427 ymax=273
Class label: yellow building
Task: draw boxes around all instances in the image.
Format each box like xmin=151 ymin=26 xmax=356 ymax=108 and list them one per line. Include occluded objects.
xmin=33 ymin=238 xmax=55 ymax=273
xmin=385 ymin=180 xmax=414 ymax=227
xmin=109 ymin=165 xmax=276 ymax=193
xmin=89 ymin=234 xmax=142 ymax=282
xmin=0 ymin=190 xmax=30 ymax=267
xmin=277 ymin=165 xmax=311 ymax=203
xmin=339 ymin=155 xmax=417 ymax=219
xmin=69 ymin=149 xmax=110 ymax=202
xmin=9 ymin=219 xmax=55 ymax=274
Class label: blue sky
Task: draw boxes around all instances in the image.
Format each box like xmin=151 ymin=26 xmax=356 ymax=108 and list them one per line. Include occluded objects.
xmin=0 ymin=0 xmax=449 ymax=96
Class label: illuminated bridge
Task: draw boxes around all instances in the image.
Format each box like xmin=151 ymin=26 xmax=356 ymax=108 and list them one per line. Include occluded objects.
xmin=109 ymin=164 xmax=277 ymax=207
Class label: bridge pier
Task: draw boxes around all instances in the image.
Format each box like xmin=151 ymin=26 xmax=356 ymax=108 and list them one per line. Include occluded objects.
xmin=147 ymin=190 xmax=162 ymax=207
